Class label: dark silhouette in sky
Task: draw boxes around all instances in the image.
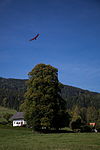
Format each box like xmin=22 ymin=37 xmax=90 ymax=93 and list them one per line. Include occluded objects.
xmin=29 ymin=33 xmax=40 ymax=41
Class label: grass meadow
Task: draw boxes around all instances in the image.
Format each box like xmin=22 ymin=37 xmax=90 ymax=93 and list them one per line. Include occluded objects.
xmin=0 ymin=106 xmax=16 ymax=122
xmin=0 ymin=126 xmax=100 ymax=150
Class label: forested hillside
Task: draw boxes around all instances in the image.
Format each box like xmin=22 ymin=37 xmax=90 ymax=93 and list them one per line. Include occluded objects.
xmin=60 ymin=84 xmax=100 ymax=109
xmin=0 ymin=77 xmax=27 ymax=110
xmin=0 ymin=77 xmax=100 ymax=110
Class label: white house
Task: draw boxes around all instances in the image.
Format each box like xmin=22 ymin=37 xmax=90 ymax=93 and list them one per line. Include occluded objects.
xmin=10 ymin=112 xmax=27 ymax=127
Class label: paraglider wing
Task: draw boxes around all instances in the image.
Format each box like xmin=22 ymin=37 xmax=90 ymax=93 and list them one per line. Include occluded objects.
xmin=29 ymin=33 xmax=40 ymax=41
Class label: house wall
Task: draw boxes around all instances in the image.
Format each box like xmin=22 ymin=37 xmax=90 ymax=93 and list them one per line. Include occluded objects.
xmin=13 ymin=119 xmax=27 ymax=127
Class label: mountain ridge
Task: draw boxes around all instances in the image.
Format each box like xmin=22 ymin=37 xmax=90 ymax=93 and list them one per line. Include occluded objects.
xmin=0 ymin=77 xmax=100 ymax=110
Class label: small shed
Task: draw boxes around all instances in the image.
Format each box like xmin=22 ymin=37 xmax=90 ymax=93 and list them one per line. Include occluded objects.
xmin=10 ymin=112 xmax=27 ymax=127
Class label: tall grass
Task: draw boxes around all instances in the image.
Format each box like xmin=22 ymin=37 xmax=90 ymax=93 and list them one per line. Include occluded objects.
xmin=0 ymin=127 xmax=100 ymax=150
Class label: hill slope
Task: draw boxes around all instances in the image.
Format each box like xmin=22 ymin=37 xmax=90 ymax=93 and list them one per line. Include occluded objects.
xmin=0 ymin=106 xmax=16 ymax=122
xmin=0 ymin=77 xmax=27 ymax=110
xmin=60 ymin=83 xmax=100 ymax=109
xmin=0 ymin=77 xmax=100 ymax=110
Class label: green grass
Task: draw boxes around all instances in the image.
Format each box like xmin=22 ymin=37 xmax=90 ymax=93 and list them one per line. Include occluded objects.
xmin=0 ymin=106 xmax=16 ymax=122
xmin=0 ymin=127 xmax=100 ymax=150
xmin=0 ymin=106 xmax=16 ymax=115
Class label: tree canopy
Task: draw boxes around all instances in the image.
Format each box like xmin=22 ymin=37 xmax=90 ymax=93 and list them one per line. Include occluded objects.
xmin=23 ymin=64 xmax=68 ymax=131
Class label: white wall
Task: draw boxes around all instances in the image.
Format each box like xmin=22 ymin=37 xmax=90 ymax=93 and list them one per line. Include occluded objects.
xmin=13 ymin=119 xmax=27 ymax=127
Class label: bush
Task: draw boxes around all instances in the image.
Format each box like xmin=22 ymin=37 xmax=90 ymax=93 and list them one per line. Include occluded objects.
xmin=70 ymin=118 xmax=82 ymax=131
xmin=80 ymin=125 xmax=92 ymax=132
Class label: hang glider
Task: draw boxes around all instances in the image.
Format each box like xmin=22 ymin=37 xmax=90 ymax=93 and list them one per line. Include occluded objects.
xmin=29 ymin=33 xmax=40 ymax=41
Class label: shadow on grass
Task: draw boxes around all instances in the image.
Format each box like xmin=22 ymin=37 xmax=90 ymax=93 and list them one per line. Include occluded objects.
xmin=34 ymin=129 xmax=74 ymax=134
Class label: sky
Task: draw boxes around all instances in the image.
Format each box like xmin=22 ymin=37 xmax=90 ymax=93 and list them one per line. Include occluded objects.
xmin=0 ymin=0 xmax=100 ymax=92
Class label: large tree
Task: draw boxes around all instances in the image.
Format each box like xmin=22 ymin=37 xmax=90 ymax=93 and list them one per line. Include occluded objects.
xmin=23 ymin=64 xmax=68 ymax=131
xmin=86 ymin=106 xmax=98 ymax=123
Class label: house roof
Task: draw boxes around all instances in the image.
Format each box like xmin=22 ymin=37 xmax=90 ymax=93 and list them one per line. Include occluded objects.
xmin=10 ymin=112 xmax=24 ymax=120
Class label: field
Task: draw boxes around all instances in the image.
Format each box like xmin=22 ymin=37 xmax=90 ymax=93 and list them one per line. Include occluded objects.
xmin=0 ymin=106 xmax=16 ymax=122
xmin=0 ymin=127 xmax=100 ymax=150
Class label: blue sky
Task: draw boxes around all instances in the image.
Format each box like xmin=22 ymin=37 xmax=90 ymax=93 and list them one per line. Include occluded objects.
xmin=0 ymin=0 xmax=100 ymax=92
